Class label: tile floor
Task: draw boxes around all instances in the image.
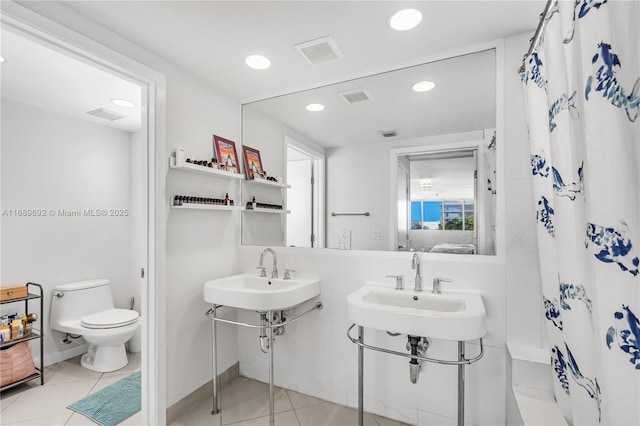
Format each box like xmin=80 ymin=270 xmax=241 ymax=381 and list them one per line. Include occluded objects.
xmin=0 ymin=354 xmax=409 ymax=425
xmin=171 ymin=376 xmax=410 ymax=426
xmin=0 ymin=353 xmax=142 ymax=425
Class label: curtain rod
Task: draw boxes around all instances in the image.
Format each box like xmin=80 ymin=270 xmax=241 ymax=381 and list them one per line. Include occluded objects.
xmin=519 ymin=0 xmax=556 ymax=74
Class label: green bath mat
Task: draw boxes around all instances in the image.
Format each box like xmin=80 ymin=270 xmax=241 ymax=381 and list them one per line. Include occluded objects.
xmin=68 ymin=371 xmax=141 ymax=426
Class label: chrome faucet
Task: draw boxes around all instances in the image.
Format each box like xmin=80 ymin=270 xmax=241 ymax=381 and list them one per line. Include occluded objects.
xmin=259 ymin=248 xmax=278 ymax=278
xmin=411 ymin=253 xmax=422 ymax=291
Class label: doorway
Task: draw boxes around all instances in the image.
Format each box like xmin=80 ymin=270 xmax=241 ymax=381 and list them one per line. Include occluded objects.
xmin=0 ymin=12 xmax=163 ymax=424
xmin=285 ymin=136 xmax=325 ymax=248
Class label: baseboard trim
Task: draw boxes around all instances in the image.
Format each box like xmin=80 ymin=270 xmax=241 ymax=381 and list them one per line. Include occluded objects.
xmin=37 ymin=343 xmax=88 ymax=367
xmin=166 ymin=362 xmax=239 ymax=425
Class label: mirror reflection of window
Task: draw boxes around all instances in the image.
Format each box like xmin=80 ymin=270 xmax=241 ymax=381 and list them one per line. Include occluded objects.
xmin=407 ymin=150 xmax=477 ymax=253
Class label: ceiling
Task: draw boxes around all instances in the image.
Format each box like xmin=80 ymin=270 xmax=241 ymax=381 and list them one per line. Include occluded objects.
xmin=59 ymin=0 xmax=544 ymax=102
xmin=0 ymin=29 xmax=142 ymax=132
xmin=1 ymin=1 xmax=544 ymax=137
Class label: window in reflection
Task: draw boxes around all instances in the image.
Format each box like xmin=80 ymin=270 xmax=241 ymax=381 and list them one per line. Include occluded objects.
xmin=411 ymin=200 xmax=475 ymax=230
xmin=405 ymin=149 xmax=477 ymax=253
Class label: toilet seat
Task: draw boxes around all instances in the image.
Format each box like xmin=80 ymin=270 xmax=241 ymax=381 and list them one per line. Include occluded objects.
xmin=81 ymin=309 xmax=139 ymax=329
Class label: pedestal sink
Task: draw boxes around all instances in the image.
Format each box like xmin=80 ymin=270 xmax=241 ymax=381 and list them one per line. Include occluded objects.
xmin=347 ymin=282 xmax=487 ymax=341
xmin=204 ymin=271 xmax=322 ymax=426
xmin=347 ymin=281 xmax=486 ymax=426
xmin=204 ymin=273 xmax=320 ymax=311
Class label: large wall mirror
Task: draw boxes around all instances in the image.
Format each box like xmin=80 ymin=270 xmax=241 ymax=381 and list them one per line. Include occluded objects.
xmin=242 ymin=47 xmax=498 ymax=255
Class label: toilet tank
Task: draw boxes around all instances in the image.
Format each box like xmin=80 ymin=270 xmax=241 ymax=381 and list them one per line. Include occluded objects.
xmin=50 ymin=279 xmax=116 ymax=326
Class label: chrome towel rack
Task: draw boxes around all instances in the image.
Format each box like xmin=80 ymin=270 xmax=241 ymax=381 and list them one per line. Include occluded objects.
xmin=331 ymin=212 xmax=370 ymax=217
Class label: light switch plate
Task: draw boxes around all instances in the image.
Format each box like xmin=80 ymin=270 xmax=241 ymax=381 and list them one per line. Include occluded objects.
xmin=339 ymin=230 xmax=351 ymax=250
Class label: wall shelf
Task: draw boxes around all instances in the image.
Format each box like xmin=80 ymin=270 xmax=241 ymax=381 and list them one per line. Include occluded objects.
xmin=171 ymin=204 xmax=243 ymax=212
xmin=169 ymin=156 xmax=245 ymax=180
xmin=244 ymin=178 xmax=290 ymax=189
xmin=244 ymin=207 xmax=290 ymax=214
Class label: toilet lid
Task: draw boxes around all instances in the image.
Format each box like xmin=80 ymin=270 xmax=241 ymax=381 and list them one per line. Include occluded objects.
xmin=81 ymin=309 xmax=139 ymax=329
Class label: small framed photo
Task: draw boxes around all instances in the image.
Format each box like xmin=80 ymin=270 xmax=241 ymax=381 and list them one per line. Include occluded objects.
xmin=242 ymin=145 xmax=264 ymax=180
xmin=213 ymin=135 xmax=241 ymax=174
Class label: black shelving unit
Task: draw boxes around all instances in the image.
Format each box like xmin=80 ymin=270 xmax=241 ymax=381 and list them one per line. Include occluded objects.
xmin=0 ymin=282 xmax=44 ymax=391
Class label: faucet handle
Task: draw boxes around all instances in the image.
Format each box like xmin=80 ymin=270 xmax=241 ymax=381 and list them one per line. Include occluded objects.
xmin=432 ymin=277 xmax=452 ymax=294
xmin=283 ymin=269 xmax=295 ymax=279
xmin=386 ymin=275 xmax=404 ymax=290
xmin=257 ymin=266 xmax=267 ymax=277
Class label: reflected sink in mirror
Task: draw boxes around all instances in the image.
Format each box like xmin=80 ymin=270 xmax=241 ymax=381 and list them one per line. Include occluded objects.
xmin=204 ymin=273 xmax=320 ymax=311
xmin=347 ymin=282 xmax=486 ymax=341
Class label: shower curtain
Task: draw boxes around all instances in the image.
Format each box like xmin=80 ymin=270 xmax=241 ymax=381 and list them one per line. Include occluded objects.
xmin=521 ymin=1 xmax=639 ymax=424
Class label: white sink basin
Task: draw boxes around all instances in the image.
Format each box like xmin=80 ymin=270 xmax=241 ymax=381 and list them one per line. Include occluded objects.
xmin=347 ymin=282 xmax=487 ymax=341
xmin=204 ymin=273 xmax=320 ymax=311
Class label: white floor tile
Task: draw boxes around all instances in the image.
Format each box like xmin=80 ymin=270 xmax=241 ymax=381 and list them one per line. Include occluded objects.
xmin=285 ymin=389 xmax=324 ymax=410
xmin=44 ymin=356 xmax=101 ymax=386
xmin=170 ymin=397 xmax=220 ymax=426
xmin=217 ymin=378 xmax=294 ymax=424
xmin=2 ymin=412 xmax=73 ymax=425
xmin=373 ymin=414 xmax=413 ymax=426
xmin=88 ymin=372 xmax=135 ymax=394
xmin=294 ymin=401 xmax=379 ymax=426
xmin=0 ymin=379 xmax=96 ymax=424
xmin=226 ymin=410 xmax=300 ymax=426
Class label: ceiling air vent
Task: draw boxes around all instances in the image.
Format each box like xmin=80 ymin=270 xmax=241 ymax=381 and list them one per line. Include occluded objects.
xmin=86 ymin=108 xmax=125 ymax=121
xmin=295 ymin=36 xmax=343 ymax=65
xmin=380 ymin=130 xmax=398 ymax=138
xmin=339 ymin=88 xmax=373 ymax=105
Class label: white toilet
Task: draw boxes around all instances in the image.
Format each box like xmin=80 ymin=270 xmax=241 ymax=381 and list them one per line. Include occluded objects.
xmin=50 ymin=279 xmax=140 ymax=372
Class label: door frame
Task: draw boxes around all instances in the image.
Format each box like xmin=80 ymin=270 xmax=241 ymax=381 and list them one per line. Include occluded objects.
xmin=389 ymin=140 xmax=485 ymax=253
xmin=1 ymin=4 xmax=167 ymax=424
xmin=284 ymin=135 xmax=326 ymax=248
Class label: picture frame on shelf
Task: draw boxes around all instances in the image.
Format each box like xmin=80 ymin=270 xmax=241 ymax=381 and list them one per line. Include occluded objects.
xmin=213 ymin=135 xmax=241 ymax=174
xmin=242 ymin=145 xmax=265 ymax=180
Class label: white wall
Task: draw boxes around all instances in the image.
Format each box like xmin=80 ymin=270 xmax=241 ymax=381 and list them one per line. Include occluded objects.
xmin=162 ymin=58 xmax=242 ymax=407
xmin=503 ymin=32 xmax=543 ymax=348
xmin=503 ymin=31 xmax=543 ymax=425
xmin=1 ymin=100 xmax=134 ymax=362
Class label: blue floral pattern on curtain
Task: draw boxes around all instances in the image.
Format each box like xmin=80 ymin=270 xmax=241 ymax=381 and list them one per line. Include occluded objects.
xmin=521 ymin=0 xmax=639 ymax=424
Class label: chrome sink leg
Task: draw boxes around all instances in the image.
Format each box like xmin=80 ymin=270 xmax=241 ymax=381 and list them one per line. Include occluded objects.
xmin=268 ymin=310 xmax=275 ymax=426
xmin=358 ymin=325 xmax=364 ymax=426
xmin=210 ymin=305 xmax=221 ymax=423
xmin=458 ymin=341 xmax=465 ymax=426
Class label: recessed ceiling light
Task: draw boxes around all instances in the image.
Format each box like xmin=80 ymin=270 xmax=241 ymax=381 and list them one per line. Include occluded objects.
xmin=389 ymin=9 xmax=423 ymax=31
xmin=0 ymin=55 xmax=5 ymax=63
xmin=111 ymin=98 xmax=136 ymax=108
xmin=305 ymin=103 xmax=325 ymax=112
xmin=412 ymin=81 xmax=436 ymax=92
xmin=245 ymin=55 xmax=271 ymax=70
